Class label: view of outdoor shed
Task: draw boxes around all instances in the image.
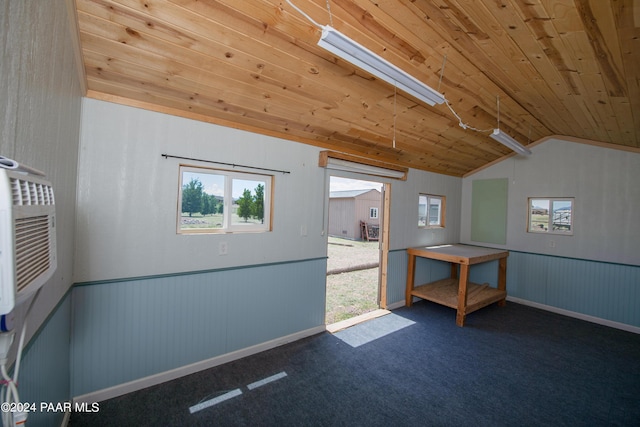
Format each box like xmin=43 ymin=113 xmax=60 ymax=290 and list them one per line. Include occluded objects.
xmin=328 ymin=189 xmax=381 ymax=241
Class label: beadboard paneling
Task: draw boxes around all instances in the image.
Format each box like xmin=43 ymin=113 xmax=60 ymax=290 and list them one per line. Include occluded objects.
xmin=18 ymin=294 xmax=72 ymax=427
xmin=386 ymin=250 xmax=408 ymax=306
xmin=389 ymin=249 xmax=639 ymax=328
xmin=386 ymin=249 xmax=451 ymax=307
xmin=70 ymin=258 xmax=326 ymax=397
xmin=472 ymin=252 xmax=640 ymax=327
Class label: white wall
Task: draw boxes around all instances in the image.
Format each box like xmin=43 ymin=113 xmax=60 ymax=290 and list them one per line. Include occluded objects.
xmin=461 ymin=138 xmax=640 ymax=266
xmin=76 ymin=99 xmax=464 ymax=282
xmin=0 ymin=0 xmax=82 ymax=352
xmin=76 ymin=99 xmax=328 ymax=282
xmin=389 ymin=170 xmax=461 ymax=250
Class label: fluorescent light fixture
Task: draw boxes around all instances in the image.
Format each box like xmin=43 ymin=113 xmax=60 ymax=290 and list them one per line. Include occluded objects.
xmin=318 ymin=26 xmax=445 ymax=106
xmin=323 ymin=157 xmax=407 ymax=180
xmin=490 ymin=129 xmax=532 ymax=156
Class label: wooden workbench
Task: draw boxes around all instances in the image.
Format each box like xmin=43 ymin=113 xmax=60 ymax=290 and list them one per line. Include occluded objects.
xmin=405 ymin=244 xmax=508 ymax=326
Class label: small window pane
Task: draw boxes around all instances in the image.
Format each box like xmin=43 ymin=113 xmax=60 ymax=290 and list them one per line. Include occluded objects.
xmin=180 ymin=171 xmax=225 ymax=231
xmin=528 ymin=197 xmax=573 ymax=235
xmin=551 ymin=200 xmax=572 ymax=232
xmin=178 ymin=166 xmax=271 ymax=234
xmin=529 ymin=199 xmax=549 ymax=232
xmin=418 ymin=195 xmax=428 ymax=227
xmin=419 ymin=194 xmax=445 ymax=228
xmin=232 ymin=178 xmax=267 ymax=227
xmin=429 ymin=198 xmax=442 ymax=226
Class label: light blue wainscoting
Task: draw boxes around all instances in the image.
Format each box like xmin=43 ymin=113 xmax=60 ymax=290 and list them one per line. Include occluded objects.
xmin=386 ymin=250 xmax=408 ymax=306
xmin=18 ymin=293 xmax=72 ymax=427
xmin=386 ymin=249 xmax=451 ymax=307
xmin=467 ymin=251 xmax=640 ymax=328
xmin=388 ymin=249 xmax=639 ymax=329
xmin=504 ymin=251 xmax=640 ymax=328
xmin=70 ymin=258 xmax=327 ymax=397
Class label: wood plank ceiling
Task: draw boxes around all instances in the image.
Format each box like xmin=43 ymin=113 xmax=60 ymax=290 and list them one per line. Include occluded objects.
xmin=73 ymin=0 xmax=640 ymax=177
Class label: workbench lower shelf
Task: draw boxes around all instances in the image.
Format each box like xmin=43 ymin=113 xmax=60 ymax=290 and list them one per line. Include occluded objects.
xmin=411 ymin=278 xmax=507 ymax=315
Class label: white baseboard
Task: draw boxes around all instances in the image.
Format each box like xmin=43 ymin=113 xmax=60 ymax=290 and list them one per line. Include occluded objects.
xmin=385 ymin=300 xmax=406 ymax=310
xmin=394 ymin=296 xmax=639 ymax=334
xmin=72 ymin=298 xmax=638 ymax=405
xmin=506 ymin=296 xmax=640 ymax=334
xmin=60 ymin=410 xmax=71 ymax=427
xmin=73 ymin=325 xmax=326 ymax=404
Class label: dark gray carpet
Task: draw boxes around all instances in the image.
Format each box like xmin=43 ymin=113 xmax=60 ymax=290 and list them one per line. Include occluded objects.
xmin=70 ymin=301 xmax=640 ymax=426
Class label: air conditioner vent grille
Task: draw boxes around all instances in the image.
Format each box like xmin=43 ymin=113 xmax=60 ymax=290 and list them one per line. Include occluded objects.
xmin=15 ymin=216 xmax=51 ymax=292
xmin=0 ymin=166 xmax=57 ymax=315
xmin=10 ymin=177 xmax=55 ymax=206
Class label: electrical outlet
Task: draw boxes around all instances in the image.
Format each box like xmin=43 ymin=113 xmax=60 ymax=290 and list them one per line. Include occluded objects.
xmin=300 ymin=225 xmax=307 ymax=236
xmin=219 ymin=241 xmax=228 ymax=255
xmin=549 ymin=240 xmax=556 ymax=248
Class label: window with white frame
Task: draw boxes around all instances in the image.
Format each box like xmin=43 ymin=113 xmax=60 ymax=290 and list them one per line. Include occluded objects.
xmin=528 ymin=197 xmax=574 ymax=235
xmin=177 ymin=165 xmax=272 ymax=234
xmin=369 ymin=207 xmax=379 ymax=219
xmin=418 ymin=194 xmax=445 ymax=228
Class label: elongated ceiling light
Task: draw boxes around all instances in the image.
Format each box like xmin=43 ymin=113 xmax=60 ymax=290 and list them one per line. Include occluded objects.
xmin=490 ymin=129 xmax=532 ymax=156
xmin=318 ymin=26 xmax=446 ymax=107
xmin=491 ymin=95 xmax=531 ymax=155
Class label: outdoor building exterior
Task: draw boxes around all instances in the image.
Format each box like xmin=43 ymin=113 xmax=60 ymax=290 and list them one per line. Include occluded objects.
xmin=329 ymin=189 xmax=381 ymax=240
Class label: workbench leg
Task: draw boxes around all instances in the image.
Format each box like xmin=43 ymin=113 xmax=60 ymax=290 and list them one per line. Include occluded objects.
xmin=456 ymin=264 xmax=470 ymax=326
xmin=405 ymin=254 xmax=416 ymax=307
xmin=450 ymin=263 xmax=458 ymax=280
xmin=498 ymin=257 xmax=507 ymax=306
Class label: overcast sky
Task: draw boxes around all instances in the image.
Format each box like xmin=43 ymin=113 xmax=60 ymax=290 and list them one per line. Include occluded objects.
xmin=329 ymin=176 xmax=383 ymax=192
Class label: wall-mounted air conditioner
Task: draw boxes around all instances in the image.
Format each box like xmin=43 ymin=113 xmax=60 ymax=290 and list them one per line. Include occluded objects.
xmin=0 ymin=160 xmax=56 ymax=316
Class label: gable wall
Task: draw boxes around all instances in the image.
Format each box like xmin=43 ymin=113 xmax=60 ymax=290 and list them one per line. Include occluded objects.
xmin=459 ymin=138 xmax=640 ymax=329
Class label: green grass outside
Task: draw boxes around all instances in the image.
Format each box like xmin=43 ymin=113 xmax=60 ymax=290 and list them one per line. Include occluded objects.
xmin=325 ymin=267 xmax=379 ymax=324
xmin=325 ymin=237 xmax=380 ymax=325
xmin=530 ymin=213 xmax=549 ymax=230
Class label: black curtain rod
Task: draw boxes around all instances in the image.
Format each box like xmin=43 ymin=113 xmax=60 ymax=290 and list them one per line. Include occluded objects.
xmin=161 ymin=154 xmax=290 ymax=175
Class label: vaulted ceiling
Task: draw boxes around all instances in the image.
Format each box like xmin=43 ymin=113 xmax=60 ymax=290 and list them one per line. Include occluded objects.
xmin=72 ymin=0 xmax=640 ymax=176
